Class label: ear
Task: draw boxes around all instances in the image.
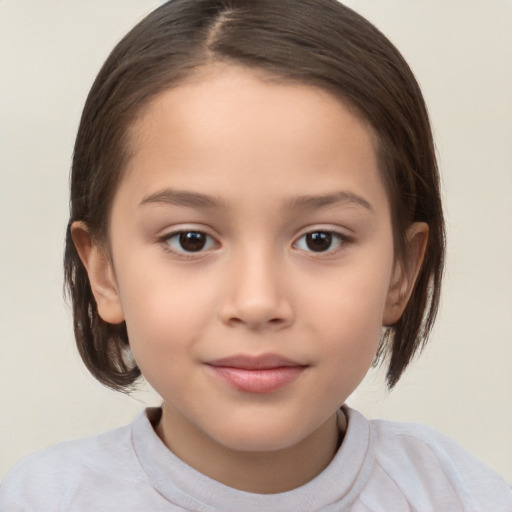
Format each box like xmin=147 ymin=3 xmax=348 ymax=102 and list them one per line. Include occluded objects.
xmin=383 ymin=222 xmax=429 ymax=326
xmin=70 ymin=222 xmax=125 ymax=324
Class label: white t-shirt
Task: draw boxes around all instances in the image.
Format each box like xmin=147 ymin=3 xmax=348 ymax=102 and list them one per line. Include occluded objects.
xmin=1 ymin=406 xmax=510 ymax=511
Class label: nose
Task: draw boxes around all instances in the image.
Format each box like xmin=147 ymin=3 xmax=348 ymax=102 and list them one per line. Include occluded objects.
xmin=218 ymin=249 xmax=294 ymax=331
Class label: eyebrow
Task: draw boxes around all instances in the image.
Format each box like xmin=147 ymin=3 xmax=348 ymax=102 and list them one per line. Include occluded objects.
xmin=139 ymin=188 xmax=374 ymax=213
xmin=286 ymin=191 xmax=375 ymax=213
xmin=139 ymin=188 xmax=228 ymax=209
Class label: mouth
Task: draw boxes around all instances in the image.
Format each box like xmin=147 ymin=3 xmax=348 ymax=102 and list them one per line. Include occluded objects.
xmin=205 ymin=354 xmax=308 ymax=394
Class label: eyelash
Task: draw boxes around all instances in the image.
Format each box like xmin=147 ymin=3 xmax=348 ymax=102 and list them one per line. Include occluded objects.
xmin=160 ymin=230 xmax=218 ymax=257
xmin=159 ymin=228 xmax=350 ymax=258
xmin=293 ymin=230 xmax=349 ymax=255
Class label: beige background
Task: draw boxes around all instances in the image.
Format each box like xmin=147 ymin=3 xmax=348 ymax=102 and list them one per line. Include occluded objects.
xmin=1 ymin=1 xmax=511 ymax=481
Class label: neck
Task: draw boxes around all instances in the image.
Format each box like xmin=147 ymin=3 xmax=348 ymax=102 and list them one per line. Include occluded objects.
xmin=155 ymin=403 xmax=345 ymax=494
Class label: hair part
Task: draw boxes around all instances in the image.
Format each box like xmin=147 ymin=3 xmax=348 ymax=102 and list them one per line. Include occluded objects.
xmin=65 ymin=0 xmax=445 ymax=391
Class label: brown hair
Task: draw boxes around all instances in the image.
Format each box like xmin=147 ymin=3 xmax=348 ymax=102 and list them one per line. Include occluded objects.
xmin=64 ymin=0 xmax=445 ymax=391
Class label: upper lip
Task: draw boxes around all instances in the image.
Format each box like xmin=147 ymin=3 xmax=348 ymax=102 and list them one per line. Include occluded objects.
xmin=206 ymin=354 xmax=306 ymax=370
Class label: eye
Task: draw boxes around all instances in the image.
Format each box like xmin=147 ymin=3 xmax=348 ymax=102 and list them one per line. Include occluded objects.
xmin=163 ymin=231 xmax=217 ymax=254
xmin=294 ymin=231 xmax=345 ymax=253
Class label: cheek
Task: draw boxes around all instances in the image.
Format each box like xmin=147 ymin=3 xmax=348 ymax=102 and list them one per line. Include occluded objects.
xmin=314 ymin=300 xmax=383 ymax=407
xmin=306 ymin=253 xmax=394 ymax=372
xmin=115 ymin=259 xmax=218 ymax=363
xmin=312 ymin=257 xmax=393 ymax=332
xmin=121 ymin=284 xmax=211 ymax=399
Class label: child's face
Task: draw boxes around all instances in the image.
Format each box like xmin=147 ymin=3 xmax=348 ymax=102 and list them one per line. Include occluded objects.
xmin=87 ymin=65 xmax=416 ymax=453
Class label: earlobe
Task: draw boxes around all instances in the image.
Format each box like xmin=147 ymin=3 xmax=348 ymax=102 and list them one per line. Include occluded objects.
xmin=383 ymin=222 xmax=429 ymax=326
xmin=70 ymin=222 xmax=125 ymax=324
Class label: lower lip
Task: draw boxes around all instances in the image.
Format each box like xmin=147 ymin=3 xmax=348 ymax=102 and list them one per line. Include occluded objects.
xmin=207 ymin=365 xmax=306 ymax=393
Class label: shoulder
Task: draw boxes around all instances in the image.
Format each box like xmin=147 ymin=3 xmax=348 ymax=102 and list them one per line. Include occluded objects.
xmin=370 ymin=417 xmax=500 ymax=479
xmin=360 ymin=412 xmax=512 ymax=511
xmin=0 ymin=418 xmax=145 ymax=510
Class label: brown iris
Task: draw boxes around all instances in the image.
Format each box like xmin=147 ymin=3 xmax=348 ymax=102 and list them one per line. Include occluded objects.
xmin=179 ymin=232 xmax=208 ymax=252
xmin=305 ymin=232 xmax=333 ymax=252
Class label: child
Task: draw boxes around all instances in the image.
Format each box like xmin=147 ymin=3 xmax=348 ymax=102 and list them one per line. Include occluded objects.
xmin=1 ymin=0 xmax=510 ymax=510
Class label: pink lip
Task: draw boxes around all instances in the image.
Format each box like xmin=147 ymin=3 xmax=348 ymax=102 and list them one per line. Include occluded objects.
xmin=206 ymin=354 xmax=307 ymax=394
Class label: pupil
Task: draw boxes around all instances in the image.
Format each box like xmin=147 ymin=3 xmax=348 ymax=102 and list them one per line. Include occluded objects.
xmin=179 ymin=232 xmax=206 ymax=252
xmin=306 ymin=232 xmax=332 ymax=252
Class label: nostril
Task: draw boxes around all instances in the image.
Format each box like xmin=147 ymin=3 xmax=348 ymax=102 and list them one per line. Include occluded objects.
xmin=219 ymin=306 xmax=294 ymax=331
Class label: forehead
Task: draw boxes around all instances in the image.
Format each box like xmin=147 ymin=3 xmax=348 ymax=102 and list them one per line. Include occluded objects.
xmin=119 ymin=64 xmax=388 ymax=214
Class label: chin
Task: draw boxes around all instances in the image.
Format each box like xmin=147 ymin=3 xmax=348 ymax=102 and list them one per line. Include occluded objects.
xmin=208 ymin=418 xmax=308 ymax=453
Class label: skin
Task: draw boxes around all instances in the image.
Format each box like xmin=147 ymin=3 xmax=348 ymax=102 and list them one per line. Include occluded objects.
xmin=72 ymin=64 xmax=427 ymax=493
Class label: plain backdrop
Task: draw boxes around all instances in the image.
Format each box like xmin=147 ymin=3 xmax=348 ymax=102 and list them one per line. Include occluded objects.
xmin=1 ymin=0 xmax=511 ymax=482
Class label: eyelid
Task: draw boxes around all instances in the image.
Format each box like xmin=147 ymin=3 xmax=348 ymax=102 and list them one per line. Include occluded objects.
xmin=292 ymin=226 xmax=351 ymax=254
xmin=158 ymin=225 xmax=220 ymax=257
